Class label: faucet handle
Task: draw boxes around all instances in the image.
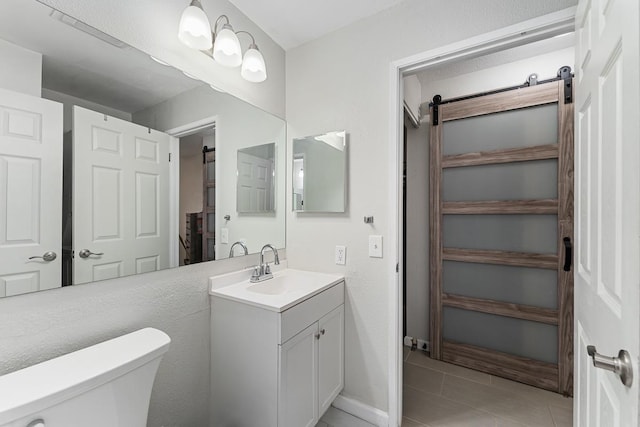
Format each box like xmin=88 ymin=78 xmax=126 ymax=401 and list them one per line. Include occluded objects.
xmin=251 ymin=266 xmax=260 ymax=279
xmin=264 ymin=263 xmax=272 ymax=274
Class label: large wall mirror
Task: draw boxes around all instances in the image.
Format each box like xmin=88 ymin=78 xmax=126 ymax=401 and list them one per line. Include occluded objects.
xmin=0 ymin=0 xmax=286 ymax=298
xmin=292 ymin=131 xmax=347 ymax=212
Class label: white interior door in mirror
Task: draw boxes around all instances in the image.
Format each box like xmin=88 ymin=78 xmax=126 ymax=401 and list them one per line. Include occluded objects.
xmin=0 ymin=88 xmax=62 ymax=297
xmin=237 ymin=151 xmax=274 ymax=212
xmin=574 ymin=0 xmax=639 ymax=424
xmin=73 ymin=106 xmax=171 ymax=284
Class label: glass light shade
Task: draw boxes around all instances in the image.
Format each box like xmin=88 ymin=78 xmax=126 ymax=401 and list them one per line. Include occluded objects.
xmin=241 ymin=46 xmax=267 ymax=82
xmin=213 ymin=26 xmax=242 ymax=67
xmin=178 ymin=4 xmax=213 ymax=50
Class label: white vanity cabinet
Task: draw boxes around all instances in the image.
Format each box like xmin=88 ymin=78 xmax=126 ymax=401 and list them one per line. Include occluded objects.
xmin=280 ymin=304 xmax=344 ymax=427
xmin=210 ymin=276 xmax=344 ymax=427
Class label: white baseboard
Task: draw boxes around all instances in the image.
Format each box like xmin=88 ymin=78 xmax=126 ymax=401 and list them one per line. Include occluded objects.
xmin=403 ymin=336 xmax=430 ymax=352
xmin=332 ymin=395 xmax=389 ymax=427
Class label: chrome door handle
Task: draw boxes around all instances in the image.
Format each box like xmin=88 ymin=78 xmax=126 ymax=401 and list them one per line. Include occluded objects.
xmin=28 ymin=251 xmax=57 ymax=262
xmin=587 ymin=345 xmax=633 ymax=387
xmin=78 ymin=249 xmax=104 ymax=258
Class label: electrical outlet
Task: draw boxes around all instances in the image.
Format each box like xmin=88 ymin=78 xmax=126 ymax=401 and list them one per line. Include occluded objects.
xmin=335 ymin=245 xmax=346 ymax=265
xmin=220 ymin=228 xmax=229 ymax=244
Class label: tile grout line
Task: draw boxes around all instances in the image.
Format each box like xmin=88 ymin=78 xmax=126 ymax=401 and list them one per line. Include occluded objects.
xmin=403 ymin=361 xmax=573 ymax=426
xmin=403 ymin=415 xmax=430 ymax=427
xmin=548 ymin=404 xmax=559 ymax=427
xmin=405 ymin=383 xmax=525 ymax=427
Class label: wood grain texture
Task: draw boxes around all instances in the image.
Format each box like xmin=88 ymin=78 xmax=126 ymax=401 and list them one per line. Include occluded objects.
xmin=429 ymin=80 xmax=574 ymax=394
xmin=442 ymin=293 xmax=558 ymax=325
xmin=442 ymin=199 xmax=558 ymax=215
xmin=442 ymin=144 xmax=559 ymax=168
xmin=557 ymin=79 xmax=575 ymax=397
xmin=440 ymin=82 xmax=559 ymax=122
xmin=202 ymin=150 xmax=215 ymax=261
xmin=442 ymin=341 xmax=559 ymax=392
xmin=443 ymin=248 xmax=558 ymax=270
xmin=429 ymin=106 xmax=443 ymax=359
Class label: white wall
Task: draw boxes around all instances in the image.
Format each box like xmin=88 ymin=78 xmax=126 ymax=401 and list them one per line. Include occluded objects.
xmin=403 ymin=75 xmax=421 ymax=123
xmin=404 ymin=116 xmax=430 ymax=345
xmin=285 ymin=0 xmax=577 ymax=412
xmin=133 ymin=84 xmax=286 ymax=258
xmin=38 ymin=0 xmax=286 ymax=118
xmin=419 ymin=46 xmax=575 ymax=103
xmin=0 ymin=38 xmax=42 ymax=96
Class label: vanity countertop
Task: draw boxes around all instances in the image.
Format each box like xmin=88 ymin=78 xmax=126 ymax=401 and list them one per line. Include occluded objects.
xmin=209 ymin=268 xmax=344 ymax=313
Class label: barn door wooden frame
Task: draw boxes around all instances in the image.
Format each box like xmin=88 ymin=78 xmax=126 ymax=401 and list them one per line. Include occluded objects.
xmin=429 ymin=76 xmax=574 ymax=395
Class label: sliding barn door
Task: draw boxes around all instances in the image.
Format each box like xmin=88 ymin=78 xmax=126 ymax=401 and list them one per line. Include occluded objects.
xmin=429 ymin=79 xmax=574 ymax=395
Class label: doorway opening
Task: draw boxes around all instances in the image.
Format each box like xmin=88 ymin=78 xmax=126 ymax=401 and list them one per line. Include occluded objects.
xmin=165 ymin=116 xmax=218 ymax=267
xmin=388 ymin=7 xmax=577 ymax=426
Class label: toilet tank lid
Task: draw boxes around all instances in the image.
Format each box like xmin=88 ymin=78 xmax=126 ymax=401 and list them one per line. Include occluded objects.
xmin=0 ymin=328 xmax=171 ymax=425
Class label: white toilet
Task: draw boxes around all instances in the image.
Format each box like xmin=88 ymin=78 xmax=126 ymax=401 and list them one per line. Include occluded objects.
xmin=0 ymin=328 xmax=170 ymax=427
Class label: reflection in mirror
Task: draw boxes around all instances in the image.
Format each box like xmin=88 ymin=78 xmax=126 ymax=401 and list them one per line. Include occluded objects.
xmin=237 ymin=143 xmax=276 ymax=213
xmin=0 ymin=0 xmax=285 ymax=297
xmin=292 ymin=131 xmax=347 ymax=212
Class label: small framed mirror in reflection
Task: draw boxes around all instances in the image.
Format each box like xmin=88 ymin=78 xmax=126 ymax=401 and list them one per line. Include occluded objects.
xmin=292 ymin=131 xmax=347 ymax=213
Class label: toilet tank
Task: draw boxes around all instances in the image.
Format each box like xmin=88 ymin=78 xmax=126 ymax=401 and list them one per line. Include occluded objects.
xmin=0 ymin=328 xmax=171 ymax=427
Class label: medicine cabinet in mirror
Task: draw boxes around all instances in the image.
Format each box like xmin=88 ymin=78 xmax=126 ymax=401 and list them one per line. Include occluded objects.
xmin=0 ymin=0 xmax=285 ymax=298
xmin=292 ymin=131 xmax=347 ymax=213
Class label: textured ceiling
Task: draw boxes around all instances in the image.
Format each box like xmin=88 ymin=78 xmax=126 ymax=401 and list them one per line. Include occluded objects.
xmin=226 ymin=0 xmax=406 ymax=50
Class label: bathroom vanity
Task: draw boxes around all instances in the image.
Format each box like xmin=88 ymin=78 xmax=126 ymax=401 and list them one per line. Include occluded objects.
xmin=209 ymin=269 xmax=344 ymax=427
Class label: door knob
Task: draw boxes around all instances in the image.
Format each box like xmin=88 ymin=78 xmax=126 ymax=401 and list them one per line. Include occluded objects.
xmin=587 ymin=345 xmax=633 ymax=387
xmin=78 ymin=249 xmax=104 ymax=258
xmin=28 ymin=251 xmax=57 ymax=262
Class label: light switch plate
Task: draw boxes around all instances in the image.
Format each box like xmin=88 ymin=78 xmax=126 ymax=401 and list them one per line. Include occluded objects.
xmin=369 ymin=235 xmax=383 ymax=258
xmin=335 ymin=246 xmax=346 ymax=265
xmin=220 ymin=228 xmax=229 ymax=244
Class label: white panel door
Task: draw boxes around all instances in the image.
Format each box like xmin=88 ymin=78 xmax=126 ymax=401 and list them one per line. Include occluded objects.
xmin=73 ymin=106 xmax=171 ymax=284
xmin=318 ymin=304 xmax=344 ymax=417
xmin=574 ymin=0 xmax=639 ymax=425
xmin=279 ymin=323 xmax=318 ymax=427
xmin=0 ymin=88 xmax=62 ymax=297
xmin=237 ymin=151 xmax=273 ymax=212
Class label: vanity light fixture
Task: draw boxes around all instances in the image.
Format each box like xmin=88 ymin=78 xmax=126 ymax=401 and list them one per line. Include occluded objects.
xmin=177 ymin=2 xmax=267 ymax=82
xmin=212 ymin=16 xmax=242 ymax=67
xmin=178 ymin=0 xmax=213 ymax=50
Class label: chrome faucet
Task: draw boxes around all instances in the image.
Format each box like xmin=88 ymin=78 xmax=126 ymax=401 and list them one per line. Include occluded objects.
xmin=228 ymin=241 xmax=248 ymax=258
xmin=250 ymin=244 xmax=280 ymax=282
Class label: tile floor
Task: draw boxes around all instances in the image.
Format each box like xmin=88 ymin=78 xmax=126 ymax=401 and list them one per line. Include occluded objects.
xmin=316 ymin=347 xmax=573 ymax=427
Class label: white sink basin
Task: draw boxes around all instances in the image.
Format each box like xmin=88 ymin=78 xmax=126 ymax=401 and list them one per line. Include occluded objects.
xmin=247 ymin=273 xmax=319 ymax=295
xmin=209 ymin=268 xmax=343 ymax=312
